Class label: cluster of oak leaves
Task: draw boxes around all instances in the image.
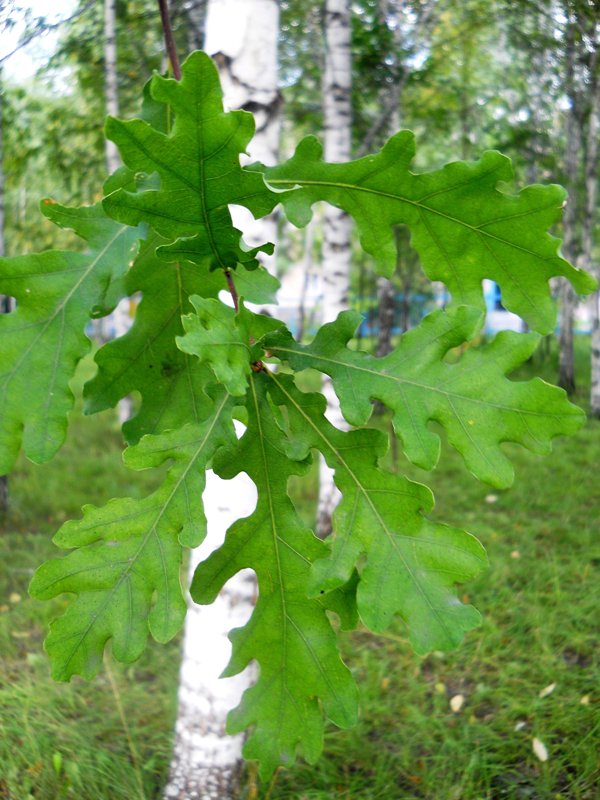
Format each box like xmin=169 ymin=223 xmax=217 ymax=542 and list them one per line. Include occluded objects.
xmin=0 ymin=53 xmax=595 ymax=776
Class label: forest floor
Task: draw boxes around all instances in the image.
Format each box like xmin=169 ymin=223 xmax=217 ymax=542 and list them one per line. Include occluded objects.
xmin=0 ymin=338 xmax=598 ymax=800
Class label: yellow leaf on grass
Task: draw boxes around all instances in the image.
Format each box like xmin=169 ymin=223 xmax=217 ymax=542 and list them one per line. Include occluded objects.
xmin=450 ymin=694 xmax=465 ymax=713
xmin=532 ymin=737 xmax=549 ymax=762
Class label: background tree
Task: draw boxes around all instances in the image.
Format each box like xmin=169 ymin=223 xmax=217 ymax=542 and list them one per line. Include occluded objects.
xmin=165 ymin=1 xmax=281 ymax=796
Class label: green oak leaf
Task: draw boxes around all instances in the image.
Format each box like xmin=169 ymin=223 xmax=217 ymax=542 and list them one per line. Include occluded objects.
xmin=177 ymin=296 xmax=285 ymax=396
xmin=191 ymin=373 xmax=358 ymax=779
xmin=264 ymin=134 xmax=597 ymax=333
xmin=103 ymin=51 xmax=278 ymax=271
xmin=267 ymin=373 xmax=487 ymax=654
xmin=29 ymin=390 xmax=235 ymax=681
xmin=0 ymin=199 xmax=141 ymax=472
xmin=84 ymin=232 xmax=279 ymax=443
xmin=266 ymin=306 xmax=586 ymax=488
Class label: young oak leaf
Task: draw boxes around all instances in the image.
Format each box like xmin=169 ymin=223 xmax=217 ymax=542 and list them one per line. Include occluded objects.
xmin=103 ymin=51 xmax=278 ymax=271
xmin=29 ymin=390 xmax=236 ymax=681
xmin=263 ymin=134 xmax=596 ymax=333
xmin=177 ymin=296 xmax=285 ymax=397
xmin=84 ymin=232 xmax=279 ymax=444
xmin=265 ymin=306 xmax=585 ymax=488
xmin=267 ymin=373 xmax=487 ymax=654
xmin=190 ymin=374 xmax=358 ymax=779
xmin=0 ymin=199 xmax=141 ymax=473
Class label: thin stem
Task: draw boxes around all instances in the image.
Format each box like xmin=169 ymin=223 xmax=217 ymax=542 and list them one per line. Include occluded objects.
xmin=157 ymin=0 xmax=182 ymax=80
xmin=224 ymin=268 xmax=240 ymax=312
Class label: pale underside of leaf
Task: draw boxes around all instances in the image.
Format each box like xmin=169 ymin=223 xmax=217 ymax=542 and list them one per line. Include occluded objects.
xmin=0 ymin=201 xmax=140 ymax=472
xmin=29 ymin=393 xmax=235 ymax=681
xmin=267 ymin=372 xmax=487 ymax=654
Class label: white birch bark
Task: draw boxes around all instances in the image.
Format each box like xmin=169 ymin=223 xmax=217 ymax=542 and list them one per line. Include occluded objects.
xmin=558 ymin=17 xmax=581 ymax=395
xmin=104 ymin=0 xmax=120 ymax=174
xmin=205 ymin=0 xmax=281 ymax=275
xmin=0 ymin=66 xmax=8 ymax=514
xmin=317 ymin=0 xmax=352 ymax=536
xmin=104 ymin=0 xmax=133 ymax=421
xmin=165 ymin=467 xmax=257 ymax=800
xmin=585 ymin=26 xmax=600 ymax=417
xmin=165 ymin=4 xmax=280 ymax=796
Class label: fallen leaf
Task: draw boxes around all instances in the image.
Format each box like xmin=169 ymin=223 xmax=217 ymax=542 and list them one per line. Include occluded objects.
xmin=580 ymin=695 xmax=590 ymax=706
xmin=532 ymin=737 xmax=549 ymax=762
xmin=485 ymin=494 xmax=498 ymax=504
xmin=435 ymin=682 xmax=446 ymax=695
xmin=11 ymin=630 xmax=31 ymax=639
xmin=539 ymin=682 xmax=556 ymax=699
xmin=514 ymin=720 xmax=527 ymax=731
xmin=450 ymin=694 xmax=465 ymax=712
xmin=510 ymin=550 xmax=521 ymax=559
xmin=381 ymin=677 xmax=390 ymax=690
xmin=9 ymin=592 xmax=21 ymax=604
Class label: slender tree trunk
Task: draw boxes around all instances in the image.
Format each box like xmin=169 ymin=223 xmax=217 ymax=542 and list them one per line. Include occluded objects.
xmin=584 ymin=30 xmax=600 ymax=416
xmin=165 ymin=3 xmax=280 ymax=796
xmin=205 ymin=0 xmax=281 ymax=275
xmin=376 ymin=277 xmax=395 ymax=357
xmin=317 ymin=0 xmax=352 ymax=537
xmin=185 ymin=0 xmax=208 ymax=52
xmin=104 ymin=0 xmax=120 ymax=174
xmin=0 ymin=68 xmax=8 ymax=517
xmin=297 ymin=223 xmax=315 ymax=342
xmin=105 ymin=0 xmax=133 ymax=419
xmin=165 ymin=468 xmax=257 ymax=800
xmin=558 ymin=21 xmax=581 ymax=395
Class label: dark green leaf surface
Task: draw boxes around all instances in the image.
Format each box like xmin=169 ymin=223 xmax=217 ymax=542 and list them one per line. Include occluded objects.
xmin=29 ymin=391 xmax=235 ymax=681
xmin=103 ymin=51 xmax=278 ymax=271
xmin=264 ymin=134 xmax=597 ymax=332
xmin=266 ymin=307 xmax=585 ymax=487
xmin=0 ymin=199 xmax=140 ymax=472
xmin=267 ymin=373 xmax=487 ymax=653
xmin=191 ymin=374 xmax=358 ymax=778
xmin=84 ymin=233 xmax=279 ymax=443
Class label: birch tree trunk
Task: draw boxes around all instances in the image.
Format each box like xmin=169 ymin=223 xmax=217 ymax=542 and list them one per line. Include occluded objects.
xmin=104 ymin=0 xmax=133 ymax=419
xmin=165 ymin=4 xmax=280 ymax=796
xmin=0 ymin=67 xmax=8 ymax=517
xmin=317 ymin=0 xmax=352 ymax=537
xmin=558 ymin=19 xmax=581 ymax=395
xmin=104 ymin=0 xmax=120 ymax=174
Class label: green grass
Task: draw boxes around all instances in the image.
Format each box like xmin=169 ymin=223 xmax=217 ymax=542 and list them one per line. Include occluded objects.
xmin=0 ymin=359 xmax=179 ymax=800
xmin=0 ymin=340 xmax=598 ymax=800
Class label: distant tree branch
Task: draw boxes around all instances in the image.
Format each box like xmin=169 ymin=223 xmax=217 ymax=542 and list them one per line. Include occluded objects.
xmin=0 ymin=1 xmax=95 ymax=65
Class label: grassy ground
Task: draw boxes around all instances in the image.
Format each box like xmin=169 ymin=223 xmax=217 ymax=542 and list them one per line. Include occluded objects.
xmin=0 ymin=360 xmax=180 ymax=800
xmin=0 ymin=340 xmax=598 ymax=800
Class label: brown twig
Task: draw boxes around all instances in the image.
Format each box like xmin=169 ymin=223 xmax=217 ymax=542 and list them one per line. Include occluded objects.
xmin=157 ymin=0 xmax=182 ymax=80
xmin=224 ymin=269 xmax=240 ymax=312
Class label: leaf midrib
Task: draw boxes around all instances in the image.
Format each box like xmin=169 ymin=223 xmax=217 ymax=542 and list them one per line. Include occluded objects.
xmin=267 ymin=177 xmax=559 ymax=263
xmin=270 ymin=345 xmax=573 ymax=420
